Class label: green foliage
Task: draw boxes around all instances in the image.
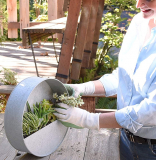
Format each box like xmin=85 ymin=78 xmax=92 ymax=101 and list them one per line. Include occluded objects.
xmin=96 ymin=13 xmax=124 ymax=76
xmin=33 ymin=15 xmax=48 ymax=22
xmin=31 ymin=0 xmax=48 ymax=22
xmin=0 ymin=94 xmax=7 ymax=112
xmin=23 ymin=112 xmax=41 ymax=137
xmin=23 ymin=99 xmax=55 ymax=137
xmin=96 ymin=97 xmax=117 ymax=109
xmin=105 ymin=0 xmax=137 ymax=11
xmin=0 ymin=68 xmax=18 ymax=85
xmin=0 ymin=68 xmax=18 ymax=113
xmin=0 ymin=67 xmax=18 ymax=112
xmin=72 ymin=68 xmax=97 ymax=84
xmin=100 ymin=11 xmax=125 ymax=48
xmin=23 ymin=93 xmax=84 ymax=137
xmin=95 ymin=0 xmax=139 ymax=77
xmin=0 ymin=0 xmax=7 ymax=44
xmin=95 ymin=49 xmax=118 ymax=76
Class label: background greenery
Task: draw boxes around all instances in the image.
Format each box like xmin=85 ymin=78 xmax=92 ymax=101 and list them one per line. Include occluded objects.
xmin=0 ymin=0 xmax=7 ymax=44
xmin=0 ymin=0 xmax=139 ymax=111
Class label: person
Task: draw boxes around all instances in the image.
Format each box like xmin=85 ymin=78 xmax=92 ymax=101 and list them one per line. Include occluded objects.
xmin=54 ymin=0 xmax=156 ymax=159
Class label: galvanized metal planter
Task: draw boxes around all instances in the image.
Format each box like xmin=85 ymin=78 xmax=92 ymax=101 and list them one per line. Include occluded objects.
xmin=4 ymin=77 xmax=68 ymax=157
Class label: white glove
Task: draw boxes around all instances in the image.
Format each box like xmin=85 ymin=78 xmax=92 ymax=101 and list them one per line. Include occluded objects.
xmin=53 ymin=103 xmax=100 ymax=130
xmin=64 ymin=81 xmax=95 ymax=97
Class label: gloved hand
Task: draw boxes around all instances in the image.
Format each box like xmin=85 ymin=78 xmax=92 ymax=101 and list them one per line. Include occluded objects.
xmin=53 ymin=103 xmax=100 ymax=130
xmin=64 ymin=81 xmax=95 ymax=97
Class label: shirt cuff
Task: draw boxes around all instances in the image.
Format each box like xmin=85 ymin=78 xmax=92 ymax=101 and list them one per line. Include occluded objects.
xmin=115 ymin=107 xmax=143 ymax=133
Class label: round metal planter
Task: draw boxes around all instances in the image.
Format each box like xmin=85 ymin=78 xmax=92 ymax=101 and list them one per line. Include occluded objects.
xmin=4 ymin=77 xmax=68 ymax=157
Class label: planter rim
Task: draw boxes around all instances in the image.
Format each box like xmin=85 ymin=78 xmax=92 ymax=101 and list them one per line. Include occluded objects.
xmin=4 ymin=77 xmax=68 ymax=157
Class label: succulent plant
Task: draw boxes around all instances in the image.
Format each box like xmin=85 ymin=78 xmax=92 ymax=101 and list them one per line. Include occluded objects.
xmin=23 ymin=93 xmax=84 ymax=137
xmin=23 ymin=100 xmax=55 ymax=137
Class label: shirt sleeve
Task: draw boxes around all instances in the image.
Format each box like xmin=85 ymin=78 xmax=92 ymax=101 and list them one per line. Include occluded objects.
xmin=115 ymin=76 xmax=156 ymax=134
xmin=99 ymin=68 xmax=118 ymax=97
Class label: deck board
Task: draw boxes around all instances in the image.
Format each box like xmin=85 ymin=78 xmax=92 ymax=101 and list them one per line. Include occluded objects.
xmin=0 ymin=113 xmax=120 ymax=160
xmin=13 ymin=151 xmax=50 ymax=160
xmin=0 ymin=113 xmax=4 ymax=125
xmin=84 ymin=128 xmax=120 ymax=160
xmin=0 ymin=42 xmax=61 ymax=83
xmin=0 ymin=114 xmax=17 ymax=160
xmin=0 ymin=128 xmax=17 ymax=160
xmin=48 ymin=128 xmax=89 ymax=160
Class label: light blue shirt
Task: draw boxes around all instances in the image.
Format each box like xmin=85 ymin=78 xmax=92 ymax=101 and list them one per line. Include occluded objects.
xmin=99 ymin=13 xmax=156 ymax=139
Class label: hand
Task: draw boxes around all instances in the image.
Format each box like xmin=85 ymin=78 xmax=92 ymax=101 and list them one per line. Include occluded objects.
xmin=64 ymin=84 xmax=84 ymax=97
xmin=53 ymin=103 xmax=100 ymax=130
xmin=64 ymin=81 xmax=95 ymax=98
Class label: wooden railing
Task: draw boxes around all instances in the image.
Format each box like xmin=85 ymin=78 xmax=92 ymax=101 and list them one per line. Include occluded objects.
xmin=0 ymin=84 xmax=116 ymax=113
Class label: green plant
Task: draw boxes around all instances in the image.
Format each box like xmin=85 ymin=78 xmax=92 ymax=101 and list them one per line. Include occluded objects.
xmin=96 ymin=97 xmax=117 ymax=109
xmin=0 ymin=0 xmax=7 ymax=44
xmin=32 ymin=0 xmax=48 ymax=22
xmin=94 ymin=0 xmax=139 ymax=77
xmin=0 ymin=68 xmax=18 ymax=113
xmin=23 ymin=100 xmax=55 ymax=137
xmin=23 ymin=112 xmax=41 ymax=136
xmin=71 ymin=68 xmax=97 ymax=84
xmin=0 ymin=68 xmax=18 ymax=85
xmin=95 ymin=50 xmax=118 ymax=76
xmin=23 ymin=93 xmax=84 ymax=137
xmin=96 ymin=11 xmax=125 ymax=76
xmin=0 ymin=94 xmax=7 ymax=112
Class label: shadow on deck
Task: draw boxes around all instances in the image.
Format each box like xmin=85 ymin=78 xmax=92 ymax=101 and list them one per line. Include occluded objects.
xmin=0 ymin=42 xmax=61 ymax=83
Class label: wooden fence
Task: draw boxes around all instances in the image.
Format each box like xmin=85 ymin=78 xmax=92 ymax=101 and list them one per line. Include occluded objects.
xmin=6 ymin=0 xmax=65 ymax=39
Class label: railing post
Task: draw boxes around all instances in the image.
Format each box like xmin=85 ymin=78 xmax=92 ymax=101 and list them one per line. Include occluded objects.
xmin=7 ymin=0 xmax=18 ymax=38
xmin=48 ymin=0 xmax=57 ymax=21
xmin=19 ymin=0 xmax=29 ymax=38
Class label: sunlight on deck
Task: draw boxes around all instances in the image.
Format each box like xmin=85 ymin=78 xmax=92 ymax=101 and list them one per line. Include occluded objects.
xmin=0 ymin=42 xmax=61 ymax=83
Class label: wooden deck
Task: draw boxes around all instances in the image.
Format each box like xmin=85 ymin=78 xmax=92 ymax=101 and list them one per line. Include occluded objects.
xmin=0 ymin=113 xmax=120 ymax=160
xmin=0 ymin=42 xmax=61 ymax=83
xmin=0 ymin=42 xmax=120 ymax=159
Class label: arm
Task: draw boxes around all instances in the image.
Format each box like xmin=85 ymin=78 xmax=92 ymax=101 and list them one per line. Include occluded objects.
xmin=54 ymin=103 xmax=122 ymax=130
xmin=99 ymin=112 xmax=122 ymax=129
xmin=93 ymin=80 xmax=106 ymax=95
xmin=64 ymin=68 xmax=118 ymax=97
xmin=93 ymin=80 xmax=121 ymax=128
xmin=57 ymin=70 xmax=120 ymax=129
